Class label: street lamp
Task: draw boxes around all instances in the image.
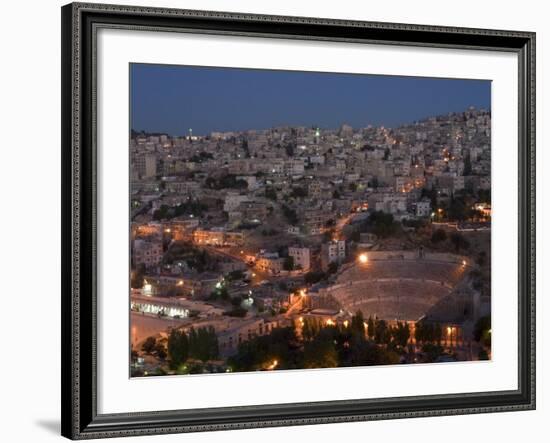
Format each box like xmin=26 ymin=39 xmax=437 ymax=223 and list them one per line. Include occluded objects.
xmin=358 ymin=253 xmax=368 ymax=264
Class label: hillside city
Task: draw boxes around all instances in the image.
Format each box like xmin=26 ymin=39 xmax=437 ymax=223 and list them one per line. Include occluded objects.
xmin=130 ymin=106 xmax=492 ymax=376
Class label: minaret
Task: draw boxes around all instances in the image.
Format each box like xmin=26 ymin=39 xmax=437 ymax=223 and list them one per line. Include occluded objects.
xmin=188 ymin=128 xmax=193 ymax=141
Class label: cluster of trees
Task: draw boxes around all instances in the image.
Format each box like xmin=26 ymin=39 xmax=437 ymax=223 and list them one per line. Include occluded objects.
xmin=402 ymin=218 xmax=427 ymax=230
xmin=363 ymin=211 xmax=400 ymax=238
xmin=291 ymin=186 xmax=308 ymax=198
xmin=152 ymin=200 xmax=207 ymax=221
xmin=362 ymin=316 xmax=411 ymax=347
xmin=474 ymin=315 xmax=491 ymax=348
xmin=265 ymin=187 xmax=278 ymax=201
xmin=167 ymin=326 xmax=219 ymax=369
xmin=205 ymin=174 xmax=248 ymax=190
xmin=431 ymin=229 xmax=470 ymax=253
xmin=283 ymin=256 xmax=295 ymax=271
xmin=241 ymin=139 xmax=251 ymax=158
xmin=188 ymin=151 xmax=213 ymax=163
xmin=228 ymin=312 xmax=415 ymax=372
xmin=141 ymin=336 xmax=167 ymax=360
xmin=281 ymin=204 xmax=298 ymax=225
xmin=228 ymin=327 xmax=301 ymax=371
xmin=162 ymin=241 xmax=213 ymax=272
xmin=130 ymin=264 xmax=146 ymax=289
xmin=413 ymin=321 xmax=444 ymax=345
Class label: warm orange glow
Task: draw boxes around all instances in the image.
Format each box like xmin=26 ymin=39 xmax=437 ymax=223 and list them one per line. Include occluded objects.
xmin=267 ymin=359 xmax=279 ymax=370
xmin=358 ymin=253 xmax=368 ymax=264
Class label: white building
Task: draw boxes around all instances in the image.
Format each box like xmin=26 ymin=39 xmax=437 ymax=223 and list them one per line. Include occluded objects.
xmin=415 ymin=199 xmax=431 ymax=217
xmin=223 ymin=193 xmax=250 ymax=212
xmin=133 ymin=239 xmax=163 ymax=268
xmin=374 ymin=193 xmax=407 ymax=214
xmin=321 ymin=240 xmax=346 ymax=269
xmin=288 ymin=246 xmax=311 ymax=272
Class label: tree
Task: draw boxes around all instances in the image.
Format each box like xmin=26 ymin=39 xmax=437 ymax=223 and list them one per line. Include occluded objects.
xmin=392 ymin=322 xmax=410 ymax=348
xmin=367 ymin=316 xmax=375 ymax=339
xmin=265 ymin=187 xmax=277 ymax=200
xmin=421 ymin=343 xmax=444 ymax=363
xmin=450 ymin=232 xmax=470 ymax=252
xmin=302 ymin=318 xmax=320 ymax=342
xmin=189 ymin=326 xmax=219 ymax=362
xmin=368 ymin=177 xmax=379 ymax=189
xmin=474 ymin=315 xmax=491 ymax=348
xmin=434 ymin=323 xmax=443 ymax=345
xmin=431 ymin=228 xmax=447 ymax=243
xmin=141 ymin=336 xmax=157 ymax=355
xmin=414 ymin=321 xmax=434 ymax=344
xmin=282 ymin=204 xmax=298 ymax=225
xmin=327 ymin=262 xmax=339 ymax=275
xmin=154 ymin=341 xmax=167 ymax=360
xmin=374 ymin=319 xmax=389 ymax=344
xmin=463 ymin=152 xmax=472 ymax=176
xmin=291 ymin=187 xmax=307 ymax=198
xmin=303 ymin=332 xmax=339 ymax=369
xmin=304 ymin=271 xmax=326 ymax=285
xmin=365 ymin=211 xmax=399 ymax=238
xmin=228 ymin=327 xmax=301 ymax=371
xmin=167 ymin=329 xmax=189 ymax=369
xmin=283 ymin=256 xmax=295 ymax=271
xmin=131 ymin=264 xmax=146 ymax=289
xmin=350 ymin=311 xmax=365 ymax=337
xmin=448 ymin=195 xmax=469 ymax=221
xmin=478 ymin=349 xmax=489 ymax=360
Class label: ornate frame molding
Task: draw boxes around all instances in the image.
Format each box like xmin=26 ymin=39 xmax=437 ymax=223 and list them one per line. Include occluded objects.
xmin=61 ymin=2 xmax=535 ymax=439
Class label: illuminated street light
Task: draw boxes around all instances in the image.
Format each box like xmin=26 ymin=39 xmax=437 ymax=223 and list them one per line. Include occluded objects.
xmin=143 ymin=282 xmax=152 ymax=296
xmin=358 ymin=253 xmax=368 ymax=264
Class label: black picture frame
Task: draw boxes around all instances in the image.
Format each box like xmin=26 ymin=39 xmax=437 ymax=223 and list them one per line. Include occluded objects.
xmin=61 ymin=2 xmax=536 ymax=439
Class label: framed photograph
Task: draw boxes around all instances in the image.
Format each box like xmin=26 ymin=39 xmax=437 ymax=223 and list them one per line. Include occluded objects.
xmin=61 ymin=2 xmax=536 ymax=439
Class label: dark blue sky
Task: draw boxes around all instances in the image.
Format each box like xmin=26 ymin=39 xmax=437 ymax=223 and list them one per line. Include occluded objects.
xmin=131 ymin=63 xmax=491 ymax=136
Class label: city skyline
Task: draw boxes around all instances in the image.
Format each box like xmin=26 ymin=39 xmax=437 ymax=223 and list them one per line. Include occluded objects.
xmin=130 ymin=63 xmax=491 ymax=136
xmin=129 ymin=107 xmax=492 ymax=376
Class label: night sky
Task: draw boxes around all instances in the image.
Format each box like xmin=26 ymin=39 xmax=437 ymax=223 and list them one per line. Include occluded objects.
xmin=130 ymin=63 xmax=491 ymax=136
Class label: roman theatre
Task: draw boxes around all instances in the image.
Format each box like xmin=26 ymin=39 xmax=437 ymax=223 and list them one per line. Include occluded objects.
xmin=307 ymin=250 xmax=482 ymax=325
